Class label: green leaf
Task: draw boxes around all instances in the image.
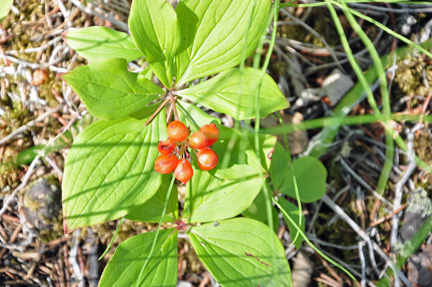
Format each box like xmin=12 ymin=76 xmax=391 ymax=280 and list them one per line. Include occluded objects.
xmin=269 ymin=142 xmax=290 ymax=192
xmin=188 ymin=218 xmax=292 ymax=287
xmin=99 ymin=228 xmax=178 ymax=287
xmin=62 ymin=113 xmax=165 ymax=232
xmin=185 ymin=166 xmax=263 ymax=223
xmin=126 ymin=174 xmax=178 ymax=223
xmin=184 ymin=125 xmax=265 ymax=223
xmin=282 ymin=157 xmax=327 ymax=202
xmin=139 ymin=66 xmax=154 ymax=81
xmin=178 ymin=68 xmax=289 ymax=120
xmin=271 ymin=147 xmax=327 ymax=202
xmin=242 ymin=189 xmax=279 ymax=234
xmin=175 ymin=0 xmax=271 ymax=85
xmin=0 ymin=0 xmax=13 ymax=20
xmin=62 ymin=58 xmax=164 ymax=120
xmin=129 ymin=0 xmax=180 ymax=88
xmin=215 ymin=165 xmax=258 ymax=181
xmin=177 ymin=100 xmax=221 ymax=132
xmin=269 ymin=205 xmax=280 ymax=233
xmin=63 ymin=27 xmax=143 ymax=61
xmin=213 ymin=125 xmax=262 ymax=172
xmin=242 ymin=189 xmax=268 ymax=222
xmin=242 ymin=189 xmax=279 ymax=233
xmin=129 ymin=102 xmax=161 ymax=120
xmin=248 ymin=133 xmax=277 ymax=172
xmin=277 ymin=197 xmax=305 ymax=249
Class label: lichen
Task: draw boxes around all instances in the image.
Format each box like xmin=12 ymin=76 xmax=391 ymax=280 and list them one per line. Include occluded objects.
xmin=406 ymin=189 xmax=432 ymax=217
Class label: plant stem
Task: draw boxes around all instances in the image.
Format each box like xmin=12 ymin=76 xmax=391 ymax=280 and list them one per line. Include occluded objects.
xmin=145 ymin=97 xmax=170 ymax=126
xmin=177 ymin=142 xmax=187 ymax=159
xmin=276 ymin=113 xmax=302 ymax=247
xmin=98 ymin=217 xmax=124 ymax=260
xmin=169 ymin=91 xmax=179 ymax=121
xmin=251 ymin=0 xmax=279 ymax=234
xmin=166 ymin=102 xmax=174 ymax=124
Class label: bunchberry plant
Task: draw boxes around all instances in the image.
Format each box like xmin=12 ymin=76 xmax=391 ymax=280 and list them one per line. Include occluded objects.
xmin=61 ymin=0 xmax=329 ymax=285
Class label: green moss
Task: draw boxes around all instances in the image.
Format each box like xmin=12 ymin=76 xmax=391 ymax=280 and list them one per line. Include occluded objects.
xmin=394 ymin=54 xmax=432 ymax=98
xmin=413 ymin=131 xmax=432 ymax=165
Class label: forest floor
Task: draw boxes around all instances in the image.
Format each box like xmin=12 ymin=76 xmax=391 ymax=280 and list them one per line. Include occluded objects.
xmin=1 ymin=0 xmax=432 ymax=286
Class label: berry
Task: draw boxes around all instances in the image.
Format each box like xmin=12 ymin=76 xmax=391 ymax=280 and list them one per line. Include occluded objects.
xmin=197 ymin=148 xmax=218 ymax=171
xmin=174 ymin=159 xmax=193 ymax=184
xmin=167 ymin=121 xmax=189 ymax=142
xmin=158 ymin=139 xmax=176 ymax=155
xmin=189 ymin=131 xmax=209 ymax=150
xmin=154 ymin=154 xmax=178 ymax=174
xmin=200 ymin=124 xmax=219 ymax=146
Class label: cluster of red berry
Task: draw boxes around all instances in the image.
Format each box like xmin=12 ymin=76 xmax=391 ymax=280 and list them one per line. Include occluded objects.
xmin=154 ymin=121 xmax=219 ymax=184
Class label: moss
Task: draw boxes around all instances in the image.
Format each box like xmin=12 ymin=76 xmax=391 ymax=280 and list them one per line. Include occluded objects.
xmin=315 ymin=209 xmax=358 ymax=260
xmin=0 ymin=98 xmax=34 ymax=189
xmin=413 ymin=131 xmax=432 ymax=165
xmin=394 ymin=54 xmax=432 ymax=99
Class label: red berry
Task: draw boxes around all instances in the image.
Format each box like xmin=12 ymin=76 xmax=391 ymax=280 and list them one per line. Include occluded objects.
xmin=200 ymin=124 xmax=219 ymax=146
xmin=158 ymin=139 xmax=176 ymax=155
xmin=189 ymin=131 xmax=209 ymax=150
xmin=174 ymin=159 xmax=193 ymax=184
xmin=197 ymin=148 xmax=218 ymax=171
xmin=167 ymin=121 xmax=189 ymax=142
xmin=154 ymin=154 xmax=178 ymax=174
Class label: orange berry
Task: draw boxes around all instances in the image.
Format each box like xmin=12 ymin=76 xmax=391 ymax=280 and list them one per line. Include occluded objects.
xmin=189 ymin=131 xmax=209 ymax=150
xmin=197 ymin=148 xmax=218 ymax=171
xmin=154 ymin=154 xmax=178 ymax=174
xmin=174 ymin=159 xmax=193 ymax=184
xmin=167 ymin=121 xmax=189 ymax=142
xmin=200 ymin=124 xmax=219 ymax=146
xmin=158 ymin=139 xmax=176 ymax=155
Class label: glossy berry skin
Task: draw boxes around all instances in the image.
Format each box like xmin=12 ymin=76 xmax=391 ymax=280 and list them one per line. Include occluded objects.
xmin=200 ymin=124 xmax=219 ymax=146
xmin=167 ymin=121 xmax=189 ymax=142
xmin=189 ymin=131 xmax=209 ymax=150
xmin=174 ymin=159 xmax=193 ymax=184
xmin=158 ymin=139 xmax=176 ymax=155
xmin=197 ymin=148 xmax=218 ymax=171
xmin=154 ymin=154 xmax=178 ymax=174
